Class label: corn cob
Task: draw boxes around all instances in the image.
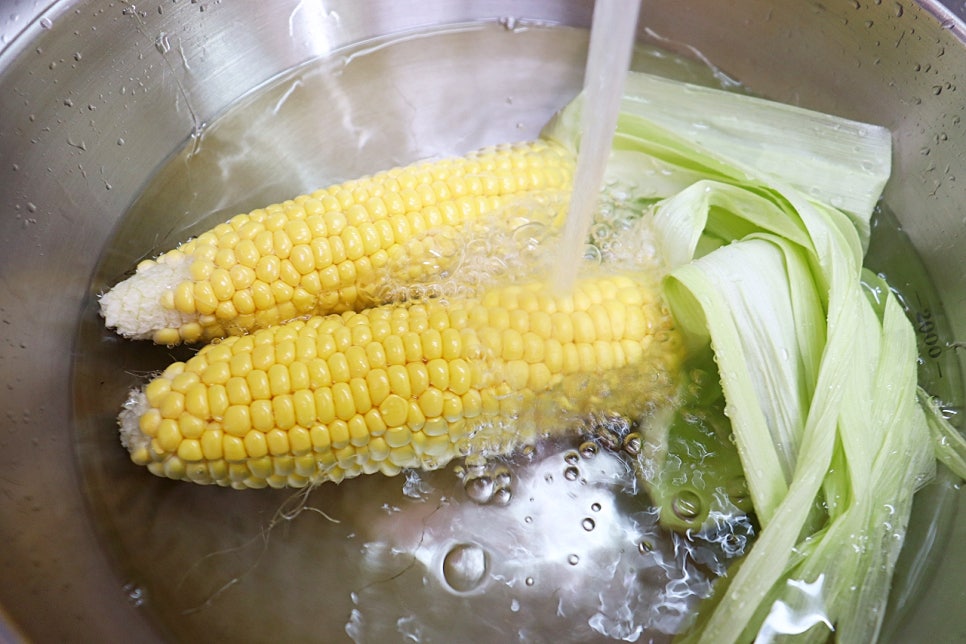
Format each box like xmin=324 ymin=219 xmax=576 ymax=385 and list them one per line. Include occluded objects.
xmin=118 ymin=273 xmax=682 ymax=489
xmin=100 ymin=140 xmax=574 ymax=346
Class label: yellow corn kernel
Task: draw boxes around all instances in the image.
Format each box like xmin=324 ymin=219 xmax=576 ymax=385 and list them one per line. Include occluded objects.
xmin=363 ymin=409 xmax=387 ymax=437
xmin=156 ymin=419 xmax=182 ymax=452
xmin=158 ymin=392 xmax=185 ymax=420
xmin=144 ymin=378 xmax=172 ymax=407
xmin=248 ymin=455 xmax=273 ymax=479
xmin=328 ymin=419 xmax=350 ymax=449
xmin=330 ymin=382 xmax=354 ymax=422
xmin=348 ymin=415 xmax=371 ymax=447
xmin=272 ymin=395 xmax=296 ymax=430
xmin=461 ymin=390 xmax=483 ymax=419
xmin=226 ymin=377 xmax=251 ymax=406
xmin=222 ymin=405 xmax=251 ymax=437
xmin=310 ymin=425 xmax=331 ymax=452
xmin=407 ymin=362 xmax=429 ymax=397
xmin=379 ymin=394 xmax=409 ymax=427
xmin=177 ymin=439 xmax=203 ymax=463
xmin=407 ymin=401 xmax=426 ymax=432
xmin=418 ymin=387 xmax=445 ymax=419
xmin=178 ymin=413 xmax=205 ymax=440
xmin=244 ymin=431 xmax=268 ymax=459
xmin=289 ymin=426 xmax=312 ymax=456
xmin=349 ymin=378 xmax=372 ymax=415
xmin=266 ymin=429 xmax=290 ymax=455
xmin=384 ymin=425 xmax=412 ymax=449
xmin=250 ymin=399 xmax=275 ymax=432
xmin=207 ymin=384 xmax=230 ymax=417
xmin=201 ymin=429 xmax=223 ymax=460
xmin=139 ymin=409 xmax=162 ymax=437
xmin=268 ymin=363 xmax=291 ymax=396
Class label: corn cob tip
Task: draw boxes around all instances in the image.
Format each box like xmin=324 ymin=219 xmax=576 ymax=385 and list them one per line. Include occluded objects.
xmin=100 ymin=255 xmax=198 ymax=344
xmin=118 ymin=387 xmax=153 ymax=464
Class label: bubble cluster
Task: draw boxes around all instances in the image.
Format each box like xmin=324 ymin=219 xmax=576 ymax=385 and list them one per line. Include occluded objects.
xmin=376 ymin=195 xmax=565 ymax=307
xmin=574 ymin=411 xmax=645 ymax=462
xmin=456 ymin=457 xmax=514 ymax=506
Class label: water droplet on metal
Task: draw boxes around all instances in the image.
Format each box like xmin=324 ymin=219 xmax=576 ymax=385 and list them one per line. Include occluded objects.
xmin=442 ymin=543 xmax=488 ymax=593
xmin=39 ymin=17 xmax=52 ymax=29
xmin=525 ymin=576 xmax=535 ymax=587
xmin=155 ymin=32 xmax=171 ymax=55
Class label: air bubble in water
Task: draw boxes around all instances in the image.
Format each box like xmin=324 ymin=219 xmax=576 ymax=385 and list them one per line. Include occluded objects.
xmin=564 ymin=450 xmax=580 ymax=466
xmin=122 ymin=582 xmax=146 ymax=607
xmin=581 ymin=518 xmax=596 ymax=532
xmin=492 ymin=486 xmax=512 ymax=506
xmin=727 ymin=477 xmax=750 ymax=505
xmin=465 ymin=475 xmax=494 ymax=504
xmin=442 ymin=543 xmax=488 ymax=593
xmin=672 ymin=490 xmax=703 ymax=521
xmin=622 ymin=432 xmax=642 ymax=456
xmin=579 ymin=441 xmax=599 ymax=459
xmin=567 ymin=554 xmax=580 ymax=566
xmin=563 ymin=466 xmax=580 ymax=481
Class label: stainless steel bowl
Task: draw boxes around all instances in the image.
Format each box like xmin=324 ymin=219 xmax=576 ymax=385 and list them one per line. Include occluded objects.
xmin=1 ymin=1 xmax=964 ymax=641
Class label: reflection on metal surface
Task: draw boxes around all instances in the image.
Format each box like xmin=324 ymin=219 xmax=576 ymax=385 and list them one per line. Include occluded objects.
xmin=343 ymin=439 xmax=722 ymax=643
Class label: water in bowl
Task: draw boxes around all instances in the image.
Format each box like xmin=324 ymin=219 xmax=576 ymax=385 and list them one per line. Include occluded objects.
xmin=70 ymin=20 xmax=962 ymax=643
